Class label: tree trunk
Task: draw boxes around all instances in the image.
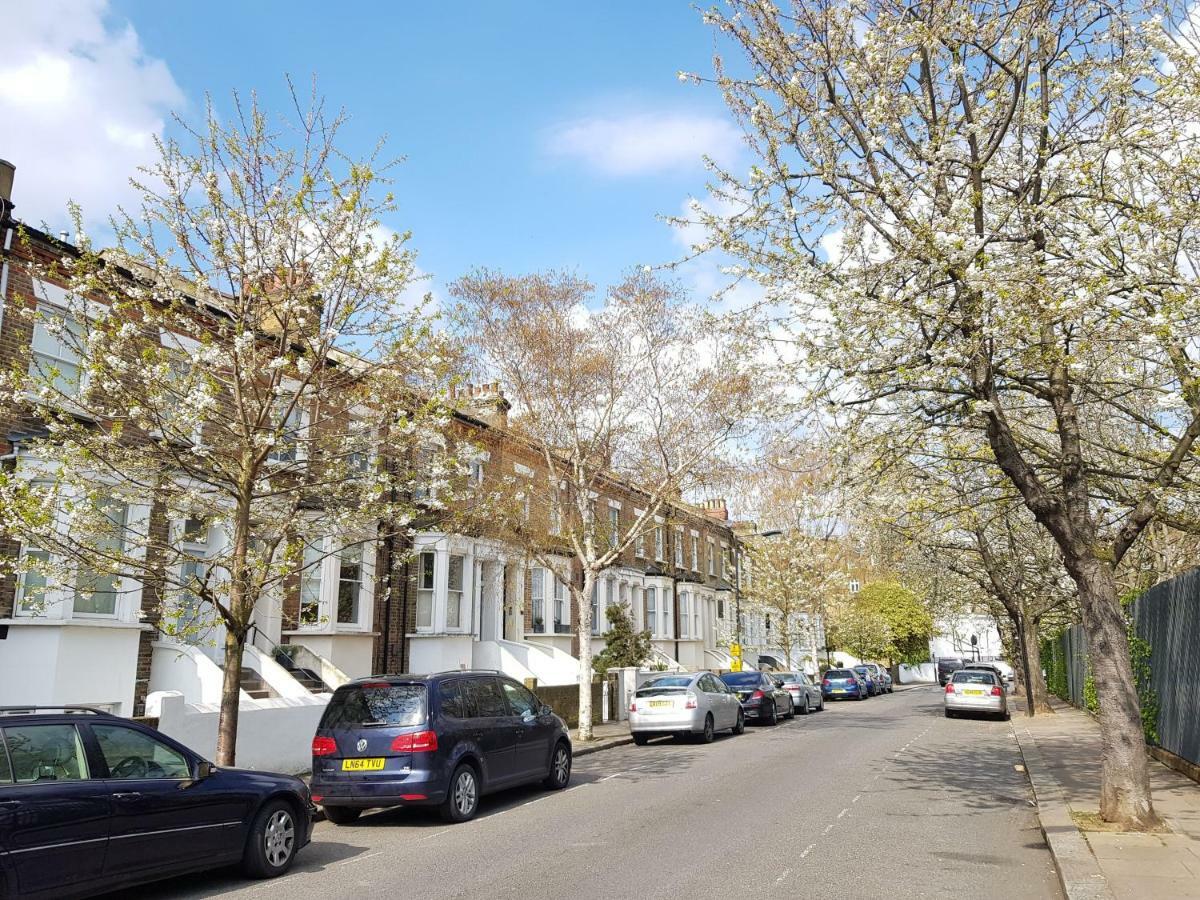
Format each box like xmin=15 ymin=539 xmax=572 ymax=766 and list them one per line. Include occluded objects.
xmin=215 ymin=626 xmax=246 ymax=766
xmin=1072 ymin=558 xmax=1160 ymax=828
xmin=1022 ymin=612 xmax=1053 ymax=715
xmin=576 ymin=570 xmax=595 ymax=741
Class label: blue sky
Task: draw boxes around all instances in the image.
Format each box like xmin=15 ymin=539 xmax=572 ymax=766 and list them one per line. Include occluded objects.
xmin=4 ymin=1 xmax=752 ymax=306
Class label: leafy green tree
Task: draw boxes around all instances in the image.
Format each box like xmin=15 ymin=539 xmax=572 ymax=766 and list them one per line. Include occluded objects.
xmin=592 ymin=604 xmax=654 ymax=673
xmin=858 ymin=582 xmax=934 ymax=666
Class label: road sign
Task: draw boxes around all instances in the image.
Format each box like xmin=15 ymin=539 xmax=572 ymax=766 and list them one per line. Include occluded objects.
xmin=729 ymin=643 xmax=742 ymax=658
xmin=730 ymin=659 xmax=743 ymax=672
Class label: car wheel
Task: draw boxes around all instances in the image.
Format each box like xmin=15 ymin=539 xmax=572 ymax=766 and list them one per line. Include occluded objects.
xmin=818 ymin=695 xmax=825 ymax=711
xmin=700 ymin=714 xmax=715 ymax=743
xmin=785 ymin=697 xmax=796 ymax=719
xmin=733 ymin=710 xmax=745 ymax=735
xmin=322 ymin=805 xmax=361 ymax=826
xmin=632 ymin=733 xmax=650 ymax=746
xmin=242 ymin=800 xmax=299 ymax=879
xmin=798 ymin=695 xmax=810 ymax=715
xmin=945 ymin=709 xmax=955 ymax=719
xmin=768 ymin=701 xmax=779 ymax=725
xmin=543 ymin=741 xmax=572 ymax=789
xmin=441 ymin=764 xmax=480 ymax=823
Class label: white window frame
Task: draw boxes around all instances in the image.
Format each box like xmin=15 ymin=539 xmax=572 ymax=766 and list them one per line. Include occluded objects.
xmin=646 ymin=586 xmax=658 ymax=637
xmin=673 ymin=526 xmax=684 ymax=567
xmin=654 ymin=518 xmax=665 ymax=562
xmin=708 ymin=539 xmax=716 ymax=576
xmin=415 ymin=550 xmax=436 ymax=632
xmin=633 ymin=508 xmax=645 ymax=558
xmin=530 ymin=566 xmax=548 ymax=634
xmin=608 ymin=502 xmax=620 ymax=550
xmin=691 ymin=531 xmax=700 ymax=572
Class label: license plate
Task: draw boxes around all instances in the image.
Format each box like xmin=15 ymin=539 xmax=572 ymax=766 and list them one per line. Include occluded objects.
xmin=964 ymin=689 xmax=984 ymax=696
xmin=833 ymin=688 xmax=846 ymax=692
xmin=649 ymin=700 xmax=671 ymax=708
xmin=341 ymin=758 xmax=385 ymax=771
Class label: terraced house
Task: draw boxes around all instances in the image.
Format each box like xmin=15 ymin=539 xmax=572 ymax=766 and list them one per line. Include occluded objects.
xmin=0 ymin=165 xmax=748 ymax=737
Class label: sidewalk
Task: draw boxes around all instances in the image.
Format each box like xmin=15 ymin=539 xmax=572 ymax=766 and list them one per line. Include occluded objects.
xmin=571 ymin=720 xmax=633 ymax=756
xmin=1012 ymin=696 xmax=1200 ymax=900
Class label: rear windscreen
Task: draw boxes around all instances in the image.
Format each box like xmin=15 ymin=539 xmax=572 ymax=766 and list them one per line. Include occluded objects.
xmin=825 ymin=670 xmax=854 ymax=678
xmin=720 ymin=672 xmax=762 ymax=686
xmin=952 ymin=672 xmax=997 ymax=685
xmin=321 ymin=683 xmax=427 ymax=728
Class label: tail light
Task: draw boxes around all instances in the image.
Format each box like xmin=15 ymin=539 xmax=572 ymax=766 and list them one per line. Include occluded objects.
xmin=630 ymin=701 xmax=638 ymax=712
xmin=990 ymin=686 xmax=1003 ymax=697
xmin=685 ymin=692 xmax=698 ymax=709
xmin=311 ymin=794 xmax=323 ymax=803
xmin=750 ymin=690 xmax=764 ymax=700
xmin=821 ymin=679 xmax=830 ymax=687
xmin=945 ymin=683 xmax=956 ymax=694
xmin=311 ymin=736 xmax=336 ymax=757
xmin=391 ymin=730 xmax=439 ymax=753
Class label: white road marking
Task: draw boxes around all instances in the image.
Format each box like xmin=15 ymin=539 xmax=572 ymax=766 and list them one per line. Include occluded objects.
xmin=852 ymin=794 xmax=861 ymax=803
xmin=334 ymin=850 xmax=383 ymax=867
xmin=823 ymin=823 xmax=835 ymax=835
xmin=775 ymin=868 xmax=792 ymax=884
xmin=800 ymin=844 xmax=816 ymax=859
xmin=837 ymin=807 xmax=849 ymax=819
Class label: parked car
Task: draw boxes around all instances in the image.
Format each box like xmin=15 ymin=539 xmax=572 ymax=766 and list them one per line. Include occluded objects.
xmin=944 ymin=670 xmax=1009 ymax=719
xmin=311 ymin=672 xmax=572 ymax=825
xmin=864 ymin=663 xmax=893 ymax=694
xmin=629 ymin=672 xmax=744 ymax=744
xmin=0 ymin=706 xmax=313 ymax=900
xmin=719 ymin=671 xmax=794 ymax=724
xmin=937 ymin=657 xmax=967 ymax=686
xmin=853 ymin=665 xmax=881 ymax=696
xmin=963 ymin=662 xmax=1007 ymax=690
xmin=774 ymin=672 xmax=824 ymax=714
xmin=821 ymin=668 xmax=868 ymax=701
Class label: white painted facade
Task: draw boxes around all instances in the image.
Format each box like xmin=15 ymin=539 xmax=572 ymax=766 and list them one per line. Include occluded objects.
xmin=930 ymin=613 xmax=1004 ymax=662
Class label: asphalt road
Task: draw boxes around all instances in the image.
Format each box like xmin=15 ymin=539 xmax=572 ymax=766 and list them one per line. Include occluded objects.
xmin=110 ymin=685 xmax=1062 ymax=900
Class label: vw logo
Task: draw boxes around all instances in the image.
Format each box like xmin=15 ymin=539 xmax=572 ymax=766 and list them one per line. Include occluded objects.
xmin=356 ymin=738 xmax=368 ymax=752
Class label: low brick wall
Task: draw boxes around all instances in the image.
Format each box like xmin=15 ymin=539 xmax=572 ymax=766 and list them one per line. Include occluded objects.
xmin=534 ymin=681 xmax=603 ymax=728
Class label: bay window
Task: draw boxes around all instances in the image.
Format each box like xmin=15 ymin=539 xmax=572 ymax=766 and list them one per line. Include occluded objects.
xmin=553 ymin=576 xmax=567 ymax=632
xmin=530 ymin=567 xmax=546 ymax=633
xmin=73 ymin=500 xmax=128 ymax=616
xmin=337 ymin=544 xmax=364 ymax=625
xmin=299 ymin=541 xmax=324 ymax=626
xmin=416 ymin=551 xmax=435 ymax=629
xmin=646 ymin=587 xmax=657 ymax=636
xmin=446 ymin=554 xmax=465 ymax=630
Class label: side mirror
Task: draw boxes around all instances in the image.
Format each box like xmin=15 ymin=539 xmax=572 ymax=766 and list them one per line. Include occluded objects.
xmin=539 ymin=704 xmax=553 ymax=717
xmin=194 ymin=760 xmax=213 ymax=780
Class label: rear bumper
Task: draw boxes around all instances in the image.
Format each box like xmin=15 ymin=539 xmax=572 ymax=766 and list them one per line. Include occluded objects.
xmin=310 ymin=769 xmax=448 ymax=808
xmin=629 ymin=708 xmax=705 ymax=733
xmin=945 ymin=695 xmax=1005 ymax=714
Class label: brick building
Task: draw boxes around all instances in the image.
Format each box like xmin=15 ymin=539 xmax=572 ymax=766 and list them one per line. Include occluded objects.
xmin=0 ymin=161 xmax=748 ymax=719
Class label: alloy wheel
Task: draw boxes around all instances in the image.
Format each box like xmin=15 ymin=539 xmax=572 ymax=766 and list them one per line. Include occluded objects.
xmin=263 ymin=809 xmax=295 ymax=868
xmin=553 ymin=746 xmax=570 ymax=785
xmin=455 ymin=769 xmax=478 ymax=817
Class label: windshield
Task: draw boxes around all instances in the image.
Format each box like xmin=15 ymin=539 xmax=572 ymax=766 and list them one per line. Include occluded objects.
xmin=720 ymin=672 xmax=762 ymax=686
xmin=321 ymin=683 xmax=427 ymax=728
xmin=776 ymin=673 xmax=800 ymax=683
xmin=952 ymin=672 xmax=998 ymax=685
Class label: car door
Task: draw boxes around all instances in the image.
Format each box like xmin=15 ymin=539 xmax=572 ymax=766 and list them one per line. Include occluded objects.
xmin=87 ymin=722 xmax=247 ymax=880
xmin=463 ymin=677 xmax=520 ymax=789
xmin=704 ymin=675 xmax=735 ymax=729
xmin=0 ymin=721 xmax=111 ymax=898
xmin=499 ymin=680 xmax=553 ymax=782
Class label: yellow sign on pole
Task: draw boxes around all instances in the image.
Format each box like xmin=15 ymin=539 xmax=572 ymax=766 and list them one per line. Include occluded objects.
xmin=730 ymin=659 xmax=743 ymax=672
xmin=729 ymin=643 xmax=742 ymax=658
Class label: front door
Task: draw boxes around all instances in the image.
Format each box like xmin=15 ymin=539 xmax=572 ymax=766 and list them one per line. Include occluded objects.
xmin=0 ymin=722 xmax=110 ymax=897
xmin=88 ymin=722 xmax=246 ymax=878
xmin=499 ymin=680 xmax=553 ymax=780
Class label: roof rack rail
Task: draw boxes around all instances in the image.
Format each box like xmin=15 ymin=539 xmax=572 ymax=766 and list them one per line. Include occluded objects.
xmin=0 ymin=705 xmax=117 ymax=717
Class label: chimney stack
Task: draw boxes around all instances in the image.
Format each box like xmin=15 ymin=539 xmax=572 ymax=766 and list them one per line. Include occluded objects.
xmin=451 ymin=381 xmax=511 ymax=430
xmin=701 ymin=498 xmax=729 ymax=522
xmin=0 ymin=160 xmax=15 ymax=219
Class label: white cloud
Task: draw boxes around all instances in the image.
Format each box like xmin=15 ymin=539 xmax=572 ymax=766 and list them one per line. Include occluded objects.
xmin=0 ymin=0 xmax=183 ymax=230
xmin=547 ymin=112 xmax=742 ymax=176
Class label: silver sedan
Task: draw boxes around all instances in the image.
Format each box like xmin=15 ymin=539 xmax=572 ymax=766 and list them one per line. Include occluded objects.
xmin=944 ymin=670 xmax=1009 ymax=719
xmin=629 ymin=672 xmax=745 ymax=744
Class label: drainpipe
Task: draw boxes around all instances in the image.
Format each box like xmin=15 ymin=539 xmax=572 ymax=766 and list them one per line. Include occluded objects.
xmin=0 ymin=160 xmax=16 ymax=338
xmin=671 ymin=572 xmax=680 ymax=663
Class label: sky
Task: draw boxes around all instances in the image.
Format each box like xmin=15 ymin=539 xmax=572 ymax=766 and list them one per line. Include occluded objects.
xmin=1 ymin=0 xmax=754 ymax=309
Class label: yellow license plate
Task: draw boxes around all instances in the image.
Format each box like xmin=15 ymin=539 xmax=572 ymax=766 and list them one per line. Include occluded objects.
xmin=341 ymin=758 xmax=385 ymax=771
xmin=964 ymin=689 xmax=984 ymax=696
xmin=649 ymin=700 xmax=671 ymax=708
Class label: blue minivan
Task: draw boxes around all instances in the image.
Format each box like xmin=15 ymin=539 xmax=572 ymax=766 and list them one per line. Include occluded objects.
xmin=310 ymin=672 xmax=572 ymax=824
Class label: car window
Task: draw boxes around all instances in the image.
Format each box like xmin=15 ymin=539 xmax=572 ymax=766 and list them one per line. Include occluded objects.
xmin=439 ymin=679 xmax=472 ymax=718
xmin=501 ymin=681 xmax=538 ymax=717
xmin=322 ymin=683 xmax=427 ymax=728
xmin=644 ymin=675 xmax=693 ymax=689
xmin=720 ymin=672 xmax=763 ymax=687
xmin=826 ymin=669 xmax=853 ymax=678
xmin=1 ymin=724 xmax=89 ymax=783
xmin=93 ymin=724 xmax=190 ymax=779
xmin=0 ymin=736 xmax=12 ymax=784
xmin=467 ymin=678 xmax=510 ymax=717
xmin=952 ymin=671 xmax=998 ymax=685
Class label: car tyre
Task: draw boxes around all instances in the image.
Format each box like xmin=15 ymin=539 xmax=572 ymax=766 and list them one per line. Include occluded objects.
xmin=632 ymin=733 xmax=650 ymax=746
xmin=818 ymin=694 xmax=825 ymax=711
xmin=785 ymin=697 xmax=796 ymax=720
xmin=733 ymin=710 xmax=745 ymax=735
xmin=322 ymin=805 xmax=361 ymax=826
xmin=543 ymin=741 xmax=572 ymax=789
xmin=798 ymin=695 xmax=810 ymax=715
xmin=768 ymin=701 xmax=779 ymax=725
xmin=945 ymin=709 xmax=955 ymax=719
xmin=242 ymin=800 xmax=299 ymax=879
xmin=699 ymin=714 xmax=715 ymax=744
xmin=441 ymin=764 xmax=480 ymax=823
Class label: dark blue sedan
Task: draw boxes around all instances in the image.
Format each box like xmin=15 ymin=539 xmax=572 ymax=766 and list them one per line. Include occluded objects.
xmin=0 ymin=706 xmax=312 ymax=899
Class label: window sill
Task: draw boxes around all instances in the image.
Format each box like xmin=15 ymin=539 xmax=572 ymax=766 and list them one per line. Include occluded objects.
xmin=0 ymin=617 xmax=152 ymax=631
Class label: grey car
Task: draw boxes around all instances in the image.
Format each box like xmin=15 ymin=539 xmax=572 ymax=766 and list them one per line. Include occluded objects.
xmin=775 ymin=671 xmax=824 ymax=714
xmin=945 ymin=669 xmax=1009 ymax=719
xmin=630 ymin=672 xmax=745 ymax=744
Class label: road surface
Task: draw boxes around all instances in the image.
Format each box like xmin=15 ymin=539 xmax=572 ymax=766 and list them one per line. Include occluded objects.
xmin=111 ymin=685 xmax=1061 ymax=900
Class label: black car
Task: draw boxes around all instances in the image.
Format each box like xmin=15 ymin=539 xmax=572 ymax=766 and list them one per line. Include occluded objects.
xmin=937 ymin=657 xmax=966 ymax=686
xmin=310 ymin=671 xmax=572 ymax=824
xmin=718 ymin=671 xmax=795 ymax=724
xmin=0 ymin=706 xmax=312 ymax=900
